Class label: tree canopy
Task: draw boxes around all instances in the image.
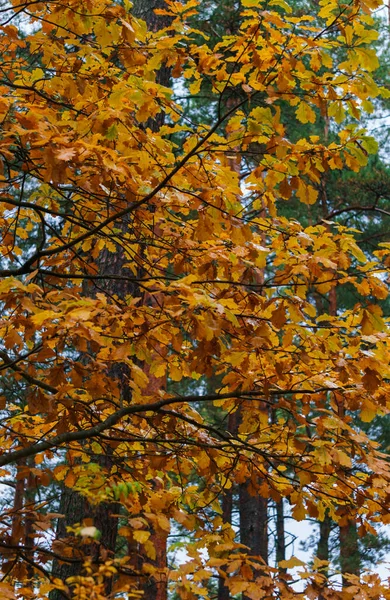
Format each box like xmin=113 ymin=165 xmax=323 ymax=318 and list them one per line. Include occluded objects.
xmin=0 ymin=0 xmax=389 ymax=598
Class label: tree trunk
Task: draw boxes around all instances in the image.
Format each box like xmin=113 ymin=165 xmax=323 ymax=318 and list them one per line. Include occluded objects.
xmin=218 ymin=490 xmax=233 ymax=600
xmin=238 ymin=401 xmax=268 ymax=567
xmin=2 ymin=461 xmax=27 ymax=578
xmin=239 ymin=484 xmax=268 ymax=600
xmin=317 ymin=514 xmax=332 ymax=572
xmin=329 ymin=271 xmax=360 ymax=587
xmin=275 ymin=499 xmax=286 ymax=575
xmin=132 ymin=0 xmax=172 ymax=131
xmin=239 ymin=486 xmax=268 ymax=563
xmin=50 ymin=476 xmax=121 ymax=600
xmin=10 ymin=460 xmax=25 ymax=546
xmin=132 ymin=0 xmax=172 ymax=37
xmin=317 ymin=512 xmax=332 ymax=599
xmin=49 ymin=489 xmax=87 ymax=600
xmin=339 ymin=521 xmax=360 ymax=587
xmin=217 ymin=412 xmax=237 ymax=600
xmin=24 ymin=466 xmax=37 ymax=581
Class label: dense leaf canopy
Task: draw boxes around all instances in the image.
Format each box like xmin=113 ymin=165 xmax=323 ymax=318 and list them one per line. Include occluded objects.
xmin=0 ymin=0 xmax=389 ymax=598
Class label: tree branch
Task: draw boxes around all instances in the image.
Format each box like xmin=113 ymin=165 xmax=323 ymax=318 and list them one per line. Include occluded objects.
xmin=0 ymin=386 xmax=345 ymax=467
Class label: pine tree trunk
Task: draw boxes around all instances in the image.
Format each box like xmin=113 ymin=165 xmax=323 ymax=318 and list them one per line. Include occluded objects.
xmin=4 ymin=461 xmax=26 ymax=578
xmin=330 ymin=281 xmax=360 ymax=587
xmin=317 ymin=515 xmax=332 ymax=600
xmin=218 ymin=490 xmax=233 ymax=600
xmin=49 ymin=489 xmax=87 ymax=600
xmin=50 ymin=478 xmax=121 ymax=600
xmin=317 ymin=514 xmax=332 ymax=571
xmin=50 ymin=240 xmax=134 ymax=597
xmin=132 ymin=0 xmax=171 ymax=131
xmin=10 ymin=460 xmax=25 ymax=546
xmin=239 ymin=487 xmax=268 ymax=563
xmin=275 ymin=499 xmax=286 ymax=575
xmin=239 ymin=485 xmax=268 ymax=600
xmin=24 ymin=466 xmax=37 ymax=581
xmin=238 ymin=401 xmax=268 ymax=567
xmin=217 ymin=412 xmax=237 ymax=600
xmin=317 ymin=512 xmax=332 ymax=600
xmin=141 ymin=476 xmax=168 ymax=600
xmin=334 ymin=313 xmax=360 ymax=588
xmin=339 ymin=522 xmax=360 ymax=587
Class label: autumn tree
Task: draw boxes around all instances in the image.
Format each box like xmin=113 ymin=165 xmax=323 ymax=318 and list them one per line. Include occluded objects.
xmin=186 ymin=0 xmax=390 ymax=588
xmin=0 ymin=1 xmax=389 ymax=600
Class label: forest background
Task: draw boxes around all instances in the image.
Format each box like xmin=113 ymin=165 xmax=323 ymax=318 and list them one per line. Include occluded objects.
xmin=0 ymin=0 xmax=390 ymax=598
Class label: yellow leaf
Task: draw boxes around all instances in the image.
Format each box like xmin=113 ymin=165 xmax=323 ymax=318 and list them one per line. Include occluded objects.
xmin=353 ymin=48 xmax=379 ymax=71
xmin=31 ymin=310 xmax=58 ymax=325
xmin=360 ymin=400 xmax=377 ymax=423
xmin=292 ymin=503 xmax=306 ymax=521
xmin=229 ymin=581 xmax=248 ymax=595
xmin=143 ymin=539 xmax=156 ymax=560
xmin=296 ymin=102 xmax=316 ymax=124
xmin=31 ymin=67 xmax=45 ymax=82
xmin=169 ymin=364 xmax=183 ymax=382
xmin=150 ymin=363 xmax=167 ymax=378
xmin=131 ymin=364 xmax=149 ymax=389
xmin=297 ymin=181 xmax=318 ymax=205
xmin=68 ymin=307 xmax=92 ymax=321
xmin=0 ymin=583 xmax=16 ymax=599
xmin=53 ymin=465 xmax=68 ymax=481
xmin=228 ymin=351 xmax=246 ymax=367
xmin=133 ymin=530 xmax=151 ymax=543
xmin=345 ymin=239 xmax=366 ymax=263
xmin=109 ymin=87 xmax=128 ymax=108
xmin=269 ymin=0 xmax=292 ymax=12
xmin=279 ymin=556 xmax=306 ymax=569
xmin=328 ymin=101 xmax=345 ymax=124
xmin=189 ymin=78 xmax=202 ymax=94
xmin=157 ymin=514 xmax=171 ymax=532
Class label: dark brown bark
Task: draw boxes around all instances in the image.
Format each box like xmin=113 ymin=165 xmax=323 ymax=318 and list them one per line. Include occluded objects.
xmin=3 ymin=459 xmax=37 ymax=582
xmin=316 ymin=156 xmax=336 ymax=596
xmin=217 ymin=412 xmax=237 ymax=600
xmin=238 ymin=402 xmax=268 ymax=567
xmin=329 ymin=277 xmax=360 ymax=588
xmin=239 ymin=485 xmax=268 ymax=563
xmin=317 ymin=514 xmax=332 ymax=569
xmin=143 ymin=517 xmax=168 ymax=600
xmin=24 ymin=467 xmax=37 ymax=581
xmin=49 ymin=489 xmax=87 ymax=600
xmin=11 ymin=460 xmax=26 ymax=545
xmin=218 ymin=490 xmax=233 ymax=600
xmin=132 ymin=0 xmax=172 ymax=132
xmin=335 ymin=343 xmax=360 ymax=588
xmin=317 ymin=512 xmax=332 ymax=600
xmin=275 ymin=499 xmax=286 ymax=574
xmin=339 ymin=521 xmax=360 ymax=587
xmin=50 ymin=464 xmax=121 ymax=600
xmin=132 ymin=0 xmax=171 ymax=34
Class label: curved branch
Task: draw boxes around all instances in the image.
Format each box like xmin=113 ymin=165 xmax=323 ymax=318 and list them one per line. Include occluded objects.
xmin=0 ymin=349 xmax=58 ymax=394
xmin=0 ymin=386 xmax=344 ymax=467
